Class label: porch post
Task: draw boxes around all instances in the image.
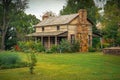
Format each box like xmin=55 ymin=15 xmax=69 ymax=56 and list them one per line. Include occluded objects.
xmin=55 ymin=36 xmax=57 ymax=45
xmin=41 ymin=36 xmax=43 ymax=45
xmin=35 ymin=37 xmax=37 ymax=42
xmin=48 ymin=36 xmax=50 ymax=49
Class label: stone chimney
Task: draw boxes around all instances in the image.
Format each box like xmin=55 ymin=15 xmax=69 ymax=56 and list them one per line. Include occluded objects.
xmin=78 ymin=9 xmax=87 ymax=24
xmin=42 ymin=12 xmax=55 ymax=20
xmin=42 ymin=12 xmax=49 ymax=20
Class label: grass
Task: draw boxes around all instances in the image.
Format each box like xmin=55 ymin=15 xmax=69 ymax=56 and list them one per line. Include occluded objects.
xmin=0 ymin=51 xmax=120 ymax=80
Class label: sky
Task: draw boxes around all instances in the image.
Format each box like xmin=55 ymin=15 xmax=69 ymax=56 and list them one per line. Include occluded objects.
xmin=94 ymin=0 xmax=107 ymax=15
xmin=25 ymin=0 xmax=66 ymax=20
xmin=25 ymin=0 xmax=107 ymax=20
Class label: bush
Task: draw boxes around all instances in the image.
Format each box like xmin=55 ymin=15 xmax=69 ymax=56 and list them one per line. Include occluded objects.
xmin=50 ymin=39 xmax=80 ymax=53
xmin=59 ymin=39 xmax=71 ymax=53
xmin=18 ymin=41 xmax=27 ymax=52
xmin=70 ymin=41 xmax=80 ymax=52
xmin=25 ymin=40 xmax=34 ymax=49
xmin=92 ymin=37 xmax=100 ymax=48
xmin=33 ymin=42 xmax=45 ymax=52
xmin=18 ymin=40 xmax=80 ymax=53
xmin=103 ymin=43 xmax=110 ymax=48
xmin=18 ymin=41 xmax=34 ymax=52
xmin=88 ymin=47 xmax=96 ymax=52
xmin=50 ymin=45 xmax=59 ymax=53
xmin=0 ymin=52 xmax=27 ymax=69
xmin=18 ymin=41 xmax=45 ymax=52
xmin=45 ymin=49 xmax=53 ymax=53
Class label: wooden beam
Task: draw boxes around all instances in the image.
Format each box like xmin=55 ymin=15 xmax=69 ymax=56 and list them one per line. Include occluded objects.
xmin=41 ymin=36 xmax=43 ymax=45
xmin=48 ymin=36 xmax=50 ymax=49
xmin=55 ymin=36 xmax=57 ymax=45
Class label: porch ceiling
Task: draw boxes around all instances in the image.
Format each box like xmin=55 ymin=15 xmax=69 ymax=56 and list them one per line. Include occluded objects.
xmin=26 ymin=31 xmax=68 ymax=37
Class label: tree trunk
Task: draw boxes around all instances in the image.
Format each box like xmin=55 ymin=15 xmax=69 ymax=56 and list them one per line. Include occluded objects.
xmin=1 ymin=1 xmax=6 ymax=50
xmin=1 ymin=32 xmax=5 ymax=50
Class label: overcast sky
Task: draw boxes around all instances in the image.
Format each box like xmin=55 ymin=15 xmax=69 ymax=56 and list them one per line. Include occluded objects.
xmin=25 ymin=0 xmax=66 ymax=20
xmin=25 ymin=0 xmax=107 ymax=20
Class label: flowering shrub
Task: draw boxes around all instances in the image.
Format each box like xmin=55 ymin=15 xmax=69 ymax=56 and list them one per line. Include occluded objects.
xmin=14 ymin=45 xmax=20 ymax=51
xmin=18 ymin=41 xmax=45 ymax=52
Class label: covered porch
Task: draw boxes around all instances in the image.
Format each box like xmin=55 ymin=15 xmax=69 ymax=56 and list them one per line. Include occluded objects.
xmin=26 ymin=31 xmax=68 ymax=49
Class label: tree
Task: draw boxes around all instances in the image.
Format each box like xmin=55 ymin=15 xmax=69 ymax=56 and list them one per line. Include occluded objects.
xmin=5 ymin=11 xmax=40 ymax=50
xmin=101 ymin=0 xmax=120 ymax=46
xmin=60 ymin=0 xmax=99 ymax=24
xmin=0 ymin=0 xmax=28 ymax=50
xmin=5 ymin=27 xmax=17 ymax=50
xmin=10 ymin=11 xmax=40 ymax=41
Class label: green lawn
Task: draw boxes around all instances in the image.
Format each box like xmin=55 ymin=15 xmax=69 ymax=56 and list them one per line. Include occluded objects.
xmin=0 ymin=52 xmax=120 ymax=80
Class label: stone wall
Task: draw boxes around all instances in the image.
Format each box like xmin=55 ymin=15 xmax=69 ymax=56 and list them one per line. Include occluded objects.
xmin=103 ymin=47 xmax=120 ymax=55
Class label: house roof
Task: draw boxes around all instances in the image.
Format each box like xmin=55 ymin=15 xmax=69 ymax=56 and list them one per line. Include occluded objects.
xmin=26 ymin=31 xmax=67 ymax=37
xmin=35 ymin=14 xmax=78 ymax=27
xmin=93 ymin=32 xmax=102 ymax=37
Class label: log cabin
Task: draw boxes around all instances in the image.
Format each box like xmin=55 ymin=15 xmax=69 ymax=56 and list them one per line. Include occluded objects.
xmin=27 ymin=9 xmax=93 ymax=52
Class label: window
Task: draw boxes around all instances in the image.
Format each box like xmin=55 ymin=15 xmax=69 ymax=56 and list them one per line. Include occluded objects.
xmin=71 ymin=34 xmax=75 ymax=44
xmin=57 ymin=26 xmax=60 ymax=30
xmin=42 ymin=27 xmax=44 ymax=31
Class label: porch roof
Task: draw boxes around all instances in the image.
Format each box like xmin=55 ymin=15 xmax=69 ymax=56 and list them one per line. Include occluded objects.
xmin=26 ymin=31 xmax=67 ymax=37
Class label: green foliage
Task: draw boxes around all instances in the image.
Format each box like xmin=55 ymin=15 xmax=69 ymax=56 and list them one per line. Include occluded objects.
xmin=102 ymin=43 xmax=110 ymax=48
xmin=88 ymin=47 xmax=96 ymax=52
xmin=29 ymin=52 xmax=37 ymax=74
xmin=0 ymin=0 xmax=29 ymax=50
xmin=5 ymin=27 xmax=17 ymax=50
xmin=60 ymin=0 xmax=99 ymax=25
xmin=92 ymin=37 xmax=100 ymax=48
xmin=0 ymin=52 xmax=27 ymax=69
xmin=70 ymin=41 xmax=80 ymax=52
xmin=50 ymin=39 xmax=80 ymax=53
xmin=102 ymin=22 xmax=120 ymax=46
xmin=60 ymin=0 xmax=95 ymax=14
xmin=101 ymin=0 xmax=120 ymax=46
xmin=0 ymin=1 xmax=40 ymax=50
xmin=45 ymin=49 xmax=53 ymax=54
xmin=18 ymin=41 xmax=29 ymax=52
xmin=11 ymin=11 xmax=40 ymax=37
xmin=4 ymin=11 xmax=40 ymax=50
xmin=33 ymin=42 xmax=45 ymax=52
xmin=0 ymin=36 xmax=1 ymax=47
xmin=59 ymin=39 xmax=71 ymax=53
xmin=18 ymin=41 xmax=45 ymax=52
xmin=18 ymin=41 xmax=27 ymax=51
xmin=50 ymin=45 xmax=59 ymax=53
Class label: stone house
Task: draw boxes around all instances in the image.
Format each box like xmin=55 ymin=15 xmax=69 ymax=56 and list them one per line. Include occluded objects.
xmin=27 ymin=9 xmax=93 ymax=52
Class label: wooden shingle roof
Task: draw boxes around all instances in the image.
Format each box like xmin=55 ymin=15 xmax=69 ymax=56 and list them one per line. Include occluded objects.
xmin=35 ymin=14 xmax=78 ymax=27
